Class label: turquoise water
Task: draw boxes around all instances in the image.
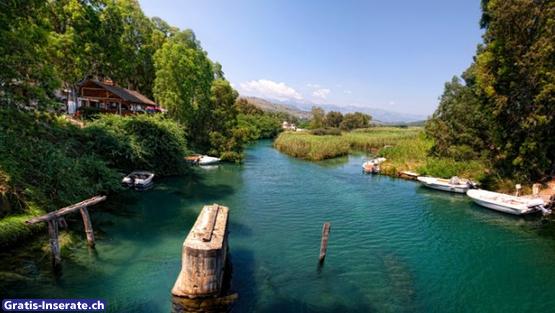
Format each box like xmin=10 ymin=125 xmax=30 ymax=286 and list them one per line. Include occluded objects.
xmin=3 ymin=140 xmax=555 ymax=312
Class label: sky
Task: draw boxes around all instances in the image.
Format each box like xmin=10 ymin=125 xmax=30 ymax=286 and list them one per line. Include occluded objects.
xmin=139 ymin=0 xmax=483 ymax=116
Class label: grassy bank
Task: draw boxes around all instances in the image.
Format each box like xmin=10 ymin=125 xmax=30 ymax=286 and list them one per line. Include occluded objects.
xmin=0 ymin=108 xmax=189 ymax=246
xmin=274 ymin=127 xmax=420 ymax=161
xmin=274 ymin=127 xmax=488 ymax=181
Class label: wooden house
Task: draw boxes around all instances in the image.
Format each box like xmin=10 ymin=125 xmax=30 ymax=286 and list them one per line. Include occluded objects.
xmin=78 ymin=79 xmax=158 ymax=115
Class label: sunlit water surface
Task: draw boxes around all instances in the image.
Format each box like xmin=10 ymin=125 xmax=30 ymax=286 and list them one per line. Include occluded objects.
xmin=3 ymin=140 xmax=555 ymax=312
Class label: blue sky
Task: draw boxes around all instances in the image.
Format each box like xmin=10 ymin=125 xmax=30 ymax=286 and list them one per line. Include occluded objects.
xmin=139 ymin=0 xmax=483 ymax=115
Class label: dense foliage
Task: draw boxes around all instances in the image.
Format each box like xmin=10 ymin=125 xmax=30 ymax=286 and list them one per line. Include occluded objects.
xmin=1 ymin=0 xmax=246 ymax=161
xmin=0 ymin=107 xmax=188 ymax=245
xmin=426 ymin=0 xmax=554 ymax=181
xmin=308 ymin=107 xmax=371 ymax=130
xmin=86 ymin=114 xmax=188 ymax=176
xmin=0 ymin=108 xmax=121 ymax=217
xmin=235 ymin=98 xmax=284 ymax=141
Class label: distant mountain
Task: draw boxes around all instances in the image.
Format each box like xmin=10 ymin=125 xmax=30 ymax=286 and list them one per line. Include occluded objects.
xmin=241 ymin=96 xmax=311 ymax=119
xmin=241 ymin=96 xmax=428 ymax=124
xmin=284 ymin=101 xmax=428 ymax=124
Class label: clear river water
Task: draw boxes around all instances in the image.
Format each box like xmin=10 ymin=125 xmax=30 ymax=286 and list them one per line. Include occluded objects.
xmin=3 ymin=140 xmax=555 ymax=312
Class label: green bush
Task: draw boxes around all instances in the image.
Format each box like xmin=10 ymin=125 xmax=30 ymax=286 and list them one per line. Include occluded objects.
xmin=311 ymin=128 xmax=341 ymax=136
xmin=85 ymin=114 xmax=189 ymax=176
xmin=0 ymin=108 xmax=190 ymax=246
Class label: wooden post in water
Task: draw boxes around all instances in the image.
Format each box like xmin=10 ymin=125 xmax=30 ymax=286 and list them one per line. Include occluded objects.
xmin=319 ymin=222 xmax=331 ymax=264
xmin=47 ymin=219 xmax=61 ymax=266
xmin=80 ymin=207 xmax=95 ymax=247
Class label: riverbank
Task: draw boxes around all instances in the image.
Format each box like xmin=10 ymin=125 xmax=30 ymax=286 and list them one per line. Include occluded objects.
xmin=3 ymin=140 xmax=555 ymax=312
xmin=0 ymin=108 xmax=189 ymax=247
xmin=274 ymin=127 xmax=489 ymax=182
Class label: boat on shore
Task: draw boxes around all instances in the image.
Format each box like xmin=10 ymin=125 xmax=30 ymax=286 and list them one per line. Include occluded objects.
xmin=362 ymin=157 xmax=386 ymax=174
xmin=417 ymin=176 xmax=474 ymax=194
xmin=466 ymin=189 xmax=550 ymax=215
xmin=122 ymin=171 xmax=154 ymax=190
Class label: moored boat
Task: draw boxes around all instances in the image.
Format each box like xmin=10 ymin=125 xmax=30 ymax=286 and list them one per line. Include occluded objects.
xmin=122 ymin=171 xmax=154 ymax=190
xmin=198 ymin=155 xmax=221 ymax=165
xmin=362 ymin=157 xmax=386 ymax=174
xmin=185 ymin=154 xmax=222 ymax=165
xmin=466 ymin=189 xmax=550 ymax=215
xmin=417 ymin=176 xmax=473 ymax=194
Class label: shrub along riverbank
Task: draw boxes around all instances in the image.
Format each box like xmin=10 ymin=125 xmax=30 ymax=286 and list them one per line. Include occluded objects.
xmin=0 ymin=108 xmax=189 ymax=246
xmin=274 ymin=127 xmax=489 ymax=182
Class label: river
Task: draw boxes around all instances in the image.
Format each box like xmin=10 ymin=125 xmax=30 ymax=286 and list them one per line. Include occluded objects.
xmin=2 ymin=140 xmax=555 ymax=312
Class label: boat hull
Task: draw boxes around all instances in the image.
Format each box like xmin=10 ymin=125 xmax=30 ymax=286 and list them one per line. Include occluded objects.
xmin=421 ymin=183 xmax=469 ymax=194
xmin=417 ymin=177 xmax=469 ymax=194
xmin=469 ymin=197 xmax=530 ymax=215
xmin=465 ymin=189 xmax=542 ymax=215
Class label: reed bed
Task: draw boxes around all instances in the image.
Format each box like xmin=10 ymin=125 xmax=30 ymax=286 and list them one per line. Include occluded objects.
xmin=274 ymin=127 xmax=488 ymax=180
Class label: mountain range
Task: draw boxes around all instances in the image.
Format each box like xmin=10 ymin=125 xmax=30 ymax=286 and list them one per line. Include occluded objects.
xmin=241 ymin=96 xmax=428 ymax=124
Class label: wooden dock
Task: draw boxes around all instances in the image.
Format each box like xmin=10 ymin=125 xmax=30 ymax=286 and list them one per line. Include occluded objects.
xmin=172 ymin=204 xmax=230 ymax=299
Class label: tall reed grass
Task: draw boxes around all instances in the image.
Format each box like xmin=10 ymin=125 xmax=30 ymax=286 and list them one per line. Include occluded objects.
xmin=274 ymin=127 xmax=488 ymax=181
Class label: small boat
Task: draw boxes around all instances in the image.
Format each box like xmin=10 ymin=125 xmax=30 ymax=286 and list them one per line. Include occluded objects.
xmin=362 ymin=161 xmax=379 ymax=174
xmin=466 ymin=189 xmax=551 ymax=215
xmin=417 ymin=176 xmax=474 ymax=194
xmin=122 ymin=171 xmax=154 ymax=190
xmin=185 ymin=154 xmax=221 ymax=166
xmin=362 ymin=157 xmax=386 ymax=174
xmin=198 ymin=155 xmax=221 ymax=165
xmin=398 ymin=171 xmax=420 ymax=180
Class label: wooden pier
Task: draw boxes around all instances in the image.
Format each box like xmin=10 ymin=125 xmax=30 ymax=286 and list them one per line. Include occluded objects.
xmin=172 ymin=204 xmax=230 ymax=299
xmin=26 ymin=195 xmax=106 ymax=266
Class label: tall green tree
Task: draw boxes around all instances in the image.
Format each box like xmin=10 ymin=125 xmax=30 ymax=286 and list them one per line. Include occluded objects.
xmin=475 ymin=0 xmax=555 ymax=179
xmin=153 ymin=30 xmax=213 ymax=125
xmin=0 ymin=0 xmax=59 ymax=107
xmin=340 ymin=112 xmax=371 ymax=130
xmin=325 ymin=111 xmax=343 ymax=128
xmin=425 ymin=70 xmax=491 ymax=160
xmin=309 ymin=106 xmax=325 ymax=129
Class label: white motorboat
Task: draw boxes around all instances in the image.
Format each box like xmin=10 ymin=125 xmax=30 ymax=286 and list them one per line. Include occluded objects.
xmin=362 ymin=157 xmax=386 ymax=174
xmin=417 ymin=176 xmax=473 ymax=194
xmin=122 ymin=171 xmax=154 ymax=190
xmin=198 ymin=155 xmax=221 ymax=165
xmin=466 ymin=189 xmax=550 ymax=215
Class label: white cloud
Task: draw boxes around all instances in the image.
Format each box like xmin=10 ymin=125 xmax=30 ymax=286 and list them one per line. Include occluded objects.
xmin=344 ymin=90 xmax=352 ymax=94
xmin=306 ymin=83 xmax=321 ymax=88
xmin=312 ymin=88 xmax=331 ymax=99
xmin=239 ymin=79 xmax=303 ymax=101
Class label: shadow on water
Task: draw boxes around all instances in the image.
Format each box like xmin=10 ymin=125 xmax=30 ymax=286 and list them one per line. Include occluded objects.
xmin=230 ymin=248 xmax=258 ymax=312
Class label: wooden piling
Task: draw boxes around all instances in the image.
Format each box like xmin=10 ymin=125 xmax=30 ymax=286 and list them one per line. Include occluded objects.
xmin=47 ymin=219 xmax=61 ymax=266
xmin=80 ymin=207 xmax=95 ymax=247
xmin=319 ymin=222 xmax=331 ymax=264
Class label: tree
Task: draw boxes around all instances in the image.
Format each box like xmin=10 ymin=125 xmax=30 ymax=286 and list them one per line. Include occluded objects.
xmin=152 ymin=30 xmax=214 ymax=129
xmin=425 ymin=71 xmax=491 ymax=160
xmin=340 ymin=112 xmax=371 ymax=130
xmin=207 ymin=79 xmax=247 ymax=160
xmin=309 ymin=106 xmax=325 ymax=129
xmin=474 ymin=0 xmax=555 ymax=179
xmin=325 ymin=111 xmax=343 ymax=128
xmin=0 ymin=0 xmax=59 ymax=107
